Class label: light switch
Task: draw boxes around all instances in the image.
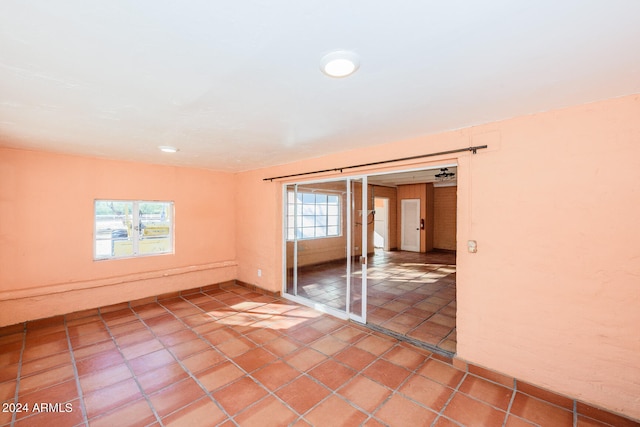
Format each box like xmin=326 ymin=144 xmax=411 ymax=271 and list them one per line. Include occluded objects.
xmin=467 ymin=240 xmax=477 ymax=253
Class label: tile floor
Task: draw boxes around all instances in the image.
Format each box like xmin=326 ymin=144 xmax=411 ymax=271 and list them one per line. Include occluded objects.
xmin=292 ymin=250 xmax=457 ymax=353
xmin=1 ymin=285 xmax=635 ymax=426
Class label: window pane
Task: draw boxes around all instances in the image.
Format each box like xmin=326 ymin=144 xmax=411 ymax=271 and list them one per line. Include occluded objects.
xmin=286 ymin=191 xmax=341 ymax=241
xmin=302 ymin=216 xmax=315 ymax=227
xmin=95 ymin=200 xmax=133 ymax=259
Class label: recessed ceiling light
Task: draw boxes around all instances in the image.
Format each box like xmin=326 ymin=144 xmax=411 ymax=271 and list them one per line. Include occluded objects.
xmin=320 ymin=50 xmax=360 ymax=78
xmin=158 ymin=145 xmax=179 ymax=153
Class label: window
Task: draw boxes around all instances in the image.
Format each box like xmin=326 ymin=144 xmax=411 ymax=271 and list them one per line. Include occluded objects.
xmin=287 ymin=191 xmax=341 ymax=240
xmin=94 ymin=200 xmax=174 ymax=260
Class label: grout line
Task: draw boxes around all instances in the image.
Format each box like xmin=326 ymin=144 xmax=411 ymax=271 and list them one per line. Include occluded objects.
xmin=64 ymin=317 xmax=89 ymax=426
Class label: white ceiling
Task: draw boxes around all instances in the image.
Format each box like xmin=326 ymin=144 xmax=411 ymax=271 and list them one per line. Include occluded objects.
xmin=1 ymin=1 xmax=639 ymax=172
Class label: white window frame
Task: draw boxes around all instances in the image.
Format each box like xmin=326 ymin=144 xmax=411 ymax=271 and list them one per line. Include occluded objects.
xmin=94 ymin=199 xmax=174 ymax=260
xmin=286 ymin=190 xmax=341 ymax=241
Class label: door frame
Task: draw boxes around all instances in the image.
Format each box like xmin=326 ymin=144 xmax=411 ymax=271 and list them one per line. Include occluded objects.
xmin=281 ymin=176 xmax=368 ymax=323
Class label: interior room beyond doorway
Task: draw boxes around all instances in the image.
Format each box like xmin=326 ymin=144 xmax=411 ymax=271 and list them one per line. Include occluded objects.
xmin=284 ymin=166 xmax=458 ymax=354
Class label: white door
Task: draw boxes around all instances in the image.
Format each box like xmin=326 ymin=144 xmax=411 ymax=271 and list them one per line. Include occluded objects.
xmin=401 ymin=199 xmax=420 ymax=252
xmin=374 ymin=198 xmax=389 ymax=250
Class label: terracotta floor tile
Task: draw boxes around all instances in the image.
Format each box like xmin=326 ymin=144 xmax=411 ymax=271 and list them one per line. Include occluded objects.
xmin=158 ymin=329 xmax=200 ymax=347
xmin=182 ymin=348 xmax=226 ymax=374
xmin=162 ymin=396 xmax=228 ymax=426
xmin=310 ymin=317 xmax=345 ymax=334
xmin=76 ymin=349 xmax=125 ymax=377
xmin=149 ymin=377 xmax=207 ymax=418
xmin=354 ymin=334 xmax=396 ymax=356
xmin=72 ymin=339 xmax=117 ymax=361
xmin=517 ymin=380 xmax=574 ymax=410
xmin=169 ymin=337 xmax=211 ymax=359
xmin=244 ymin=328 xmax=281 ymax=345
xmin=432 ymin=416 xmax=464 ymax=427
xmin=79 ymin=363 xmax=133 ymax=394
xmin=0 ymin=380 xmax=16 ymax=402
xmin=252 ymin=360 xmax=301 ymax=391
xmin=334 ymin=346 xmax=377 ymax=371
xmin=309 ymin=360 xmax=356 ymax=390
xmin=331 ymin=325 xmax=368 ymax=344
xmin=398 ymin=374 xmax=454 ymax=412
xmin=89 ymin=398 xmax=157 ymax=427
xmin=233 ymin=347 xmax=277 ymax=373
xmin=417 ymin=358 xmax=465 ymax=388
xmin=304 ymin=395 xmax=368 ymax=427
xmin=22 ymin=340 xmax=69 ymax=362
xmin=136 ymin=362 xmax=189 ymax=395
xmin=17 ymin=364 xmax=75 ymax=395
xmin=84 ymin=378 xmax=143 ymax=419
xmin=132 ymin=303 xmax=168 ymax=319
xmin=284 ymin=348 xmax=328 ymax=372
xmin=510 ymin=392 xmax=574 ymax=426
xmin=338 ymin=375 xmax=392 ymax=413
xmin=120 ymin=338 xmax=164 ymax=360
xmin=215 ymin=335 xmax=256 ymax=358
xmin=374 ymin=393 xmax=438 ymax=427
xmin=234 ymin=395 xmax=298 ymax=427
xmin=459 ymin=374 xmax=513 ymax=411
xmin=108 ymin=320 xmax=147 ymax=338
xmin=309 ymin=335 xmax=349 ymax=356
xmin=275 ymin=376 xmax=330 ymax=414
xmin=69 ymin=329 xmax=111 ymax=349
xmin=128 ymin=348 xmax=175 ymax=376
xmin=263 ymin=336 xmax=300 ymax=357
xmin=195 ymin=361 xmax=245 ymax=392
xmin=443 ymin=392 xmax=507 ymax=427
xmin=0 ymin=348 xmax=22 ymax=366
xmin=212 ymin=377 xmax=268 ymax=415
xmin=284 ymin=326 xmax=324 ymax=346
xmin=67 ymin=321 xmax=107 ymax=337
xmin=116 ymin=329 xmax=155 ymax=348
xmin=504 ymin=415 xmax=538 ymax=427
xmin=382 ymin=344 xmax=429 ymax=371
xmin=363 ymin=359 xmax=411 ymax=390
xmin=0 ymin=363 xmax=19 ymax=383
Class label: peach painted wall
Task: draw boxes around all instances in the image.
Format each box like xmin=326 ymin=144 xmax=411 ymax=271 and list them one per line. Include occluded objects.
xmin=0 ymin=148 xmax=237 ymax=325
xmin=236 ymin=94 xmax=640 ymax=419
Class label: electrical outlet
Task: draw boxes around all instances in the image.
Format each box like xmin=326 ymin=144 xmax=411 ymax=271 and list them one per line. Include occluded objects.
xmin=257 ymin=269 xmax=262 ymax=277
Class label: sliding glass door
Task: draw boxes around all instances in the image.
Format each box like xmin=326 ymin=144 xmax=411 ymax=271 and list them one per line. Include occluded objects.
xmin=284 ymin=177 xmax=368 ymax=322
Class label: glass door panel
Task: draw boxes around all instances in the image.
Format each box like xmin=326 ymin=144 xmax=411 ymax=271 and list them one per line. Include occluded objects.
xmin=284 ymin=181 xmax=349 ymax=313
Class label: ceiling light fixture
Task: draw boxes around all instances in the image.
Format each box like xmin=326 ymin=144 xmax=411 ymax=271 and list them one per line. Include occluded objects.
xmin=320 ymin=50 xmax=360 ymax=78
xmin=158 ymin=145 xmax=179 ymax=153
